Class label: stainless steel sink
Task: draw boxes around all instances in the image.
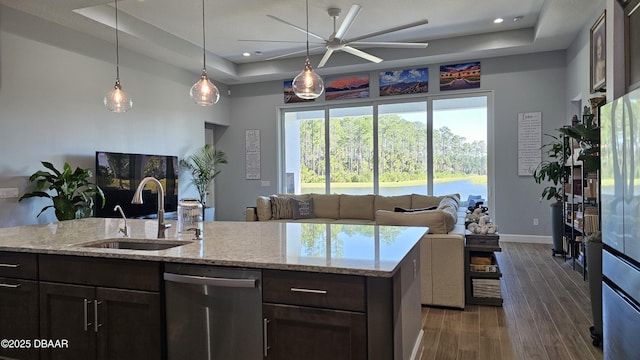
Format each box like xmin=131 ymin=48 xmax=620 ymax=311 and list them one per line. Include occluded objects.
xmin=81 ymin=238 xmax=192 ymax=251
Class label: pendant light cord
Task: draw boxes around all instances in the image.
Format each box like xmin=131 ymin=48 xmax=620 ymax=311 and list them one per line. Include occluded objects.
xmin=201 ymin=0 xmax=207 ymax=71
xmin=305 ymin=0 xmax=309 ymax=57
xmin=115 ymin=0 xmax=120 ymax=81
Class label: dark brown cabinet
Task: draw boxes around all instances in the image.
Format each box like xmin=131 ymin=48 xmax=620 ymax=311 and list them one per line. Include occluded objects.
xmin=263 ymin=303 xmax=366 ymax=360
xmin=0 ymin=251 xmax=40 ymax=360
xmin=262 ymin=270 xmax=367 ymax=360
xmin=38 ymin=255 xmax=162 ymax=360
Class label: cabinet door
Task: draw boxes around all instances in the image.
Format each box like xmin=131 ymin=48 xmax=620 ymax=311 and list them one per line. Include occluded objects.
xmin=95 ymin=287 xmax=162 ymax=360
xmin=40 ymin=282 xmax=96 ymax=360
xmin=0 ymin=278 xmax=39 ymax=360
xmin=263 ymin=303 xmax=366 ymax=360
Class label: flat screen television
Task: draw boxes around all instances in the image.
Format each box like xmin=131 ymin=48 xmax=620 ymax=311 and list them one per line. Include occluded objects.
xmin=95 ymin=151 xmax=179 ymax=218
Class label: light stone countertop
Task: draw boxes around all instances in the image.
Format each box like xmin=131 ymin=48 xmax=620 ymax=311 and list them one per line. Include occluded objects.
xmin=0 ymin=218 xmax=426 ymax=277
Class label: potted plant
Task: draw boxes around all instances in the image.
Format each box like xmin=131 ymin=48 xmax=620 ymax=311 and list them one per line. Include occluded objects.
xmin=533 ymin=133 xmax=571 ymax=255
xmin=558 ymin=105 xmax=600 ymax=173
xmin=19 ymin=161 xmax=105 ymax=221
xmin=180 ymin=145 xmax=227 ymax=220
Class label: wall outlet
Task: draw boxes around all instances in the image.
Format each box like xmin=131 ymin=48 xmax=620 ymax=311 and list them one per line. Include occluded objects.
xmin=533 ymin=218 xmax=539 ymax=226
xmin=0 ymin=188 xmax=19 ymax=198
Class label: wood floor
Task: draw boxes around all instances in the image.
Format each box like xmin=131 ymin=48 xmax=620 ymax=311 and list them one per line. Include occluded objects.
xmin=420 ymin=242 xmax=603 ymax=360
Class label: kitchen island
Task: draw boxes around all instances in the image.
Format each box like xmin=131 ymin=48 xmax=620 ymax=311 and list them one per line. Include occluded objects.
xmin=0 ymin=218 xmax=426 ymax=360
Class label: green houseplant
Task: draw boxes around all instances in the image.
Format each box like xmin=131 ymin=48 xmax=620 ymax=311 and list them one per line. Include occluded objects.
xmin=19 ymin=161 xmax=105 ymax=221
xmin=180 ymin=145 xmax=227 ymax=218
xmin=558 ymin=106 xmax=600 ymax=173
xmin=533 ymin=133 xmax=571 ymax=255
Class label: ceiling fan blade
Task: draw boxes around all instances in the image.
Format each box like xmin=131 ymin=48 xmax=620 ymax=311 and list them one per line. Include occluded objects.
xmin=267 ymin=15 xmax=325 ymax=41
xmin=345 ymin=19 xmax=429 ymax=43
xmin=334 ymin=4 xmax=361 ymax=40
xmin=264 ymin=46 xmax=324 ymax=61
xmin=238 ymin=39 xmax=323 ymax=44
xmin=341 ymin=46 xmax=382 ymax=63
xmin=349 ymin=41 xmax=429 ymax=48
xmin=317 ymin=49 xmax=335 ymax=68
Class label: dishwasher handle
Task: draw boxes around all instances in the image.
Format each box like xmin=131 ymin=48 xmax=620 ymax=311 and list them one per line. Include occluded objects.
xmin=164 ymin=272 xmax=258 ymax=288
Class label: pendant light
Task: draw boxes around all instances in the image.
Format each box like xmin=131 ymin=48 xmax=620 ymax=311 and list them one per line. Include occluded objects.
xmin=190 ymin=0 xmax=220 ymax=106
xmin=104 ymin=0 xmax=133 ymax=113
xmin=292 ymin=0 xmax=324 ymax=99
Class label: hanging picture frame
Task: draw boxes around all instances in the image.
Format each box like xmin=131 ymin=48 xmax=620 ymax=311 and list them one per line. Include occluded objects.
xmin=590 ymin=10 xmax=606 ymax=93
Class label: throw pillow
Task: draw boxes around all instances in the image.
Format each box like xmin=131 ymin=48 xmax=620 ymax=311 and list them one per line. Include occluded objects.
xmin=270 ymin=195 xmax=293 ymax=219
xmin=291 ymin=198 xmax=315 ymax=220
xmin=394 ymin=206 xmax=437 ymax=212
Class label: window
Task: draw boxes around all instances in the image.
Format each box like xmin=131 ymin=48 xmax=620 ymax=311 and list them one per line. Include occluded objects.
xmin=378 ymin=102 xmax=428 ymax=195
xmin=281 ymin=93 xmax=490 ymax=205
xmin=328 ymin=106 xmax=373 ymax=194
xmin=432 ymin=96 xmax=488 ymax=204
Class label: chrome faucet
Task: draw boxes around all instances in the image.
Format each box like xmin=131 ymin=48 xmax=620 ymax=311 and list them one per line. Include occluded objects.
xmin=131 ymin=177 xmax=171 ymax=238
xmin=113 ymin=205 xmax=129 ymax=237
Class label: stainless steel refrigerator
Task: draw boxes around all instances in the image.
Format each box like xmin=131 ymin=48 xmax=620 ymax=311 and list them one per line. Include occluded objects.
xmin=600 ymin=87 xmax=640 ymax=359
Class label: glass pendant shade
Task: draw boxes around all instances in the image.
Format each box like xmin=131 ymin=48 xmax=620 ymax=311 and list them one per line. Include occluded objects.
xmin=190 ymin=69 xmax=220 ymax=106
xmin=104 ymin=79 xmax=133 ymax=113
xmin=292 ymin=58 xmax=324 ymax=99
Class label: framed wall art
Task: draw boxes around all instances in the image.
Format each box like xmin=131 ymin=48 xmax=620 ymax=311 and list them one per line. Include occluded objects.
xmin=439 ymin=62 xmax=480 ymax=91
xmin=590 ymin=10 xmax=606 ymax=93
xmin=379 ymin=68 xmax=428 ymax=96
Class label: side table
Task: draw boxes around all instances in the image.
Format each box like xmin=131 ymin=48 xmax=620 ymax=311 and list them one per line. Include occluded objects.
xmin=464 ymin=231 xmax=503 ymax=306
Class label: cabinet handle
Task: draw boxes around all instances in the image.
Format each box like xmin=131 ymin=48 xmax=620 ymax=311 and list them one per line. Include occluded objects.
xmin=290 ymin=287 xmax=328 ymax=295
xmin=83 ymin=299 xmax=92 ymax=332
xmin=0 ymin=282 xmax=21 ymax=288
xmin=94 ymin=300 xmax=102 ymax=333
xmin=0 ymin=263 xmax=20 ymax=268
xmin=263 ymin=318 xmax=270 ymax=357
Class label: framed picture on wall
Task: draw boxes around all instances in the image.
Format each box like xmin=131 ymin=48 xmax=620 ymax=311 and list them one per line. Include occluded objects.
xmin=590 ymin=10 xmax=606 ymax=93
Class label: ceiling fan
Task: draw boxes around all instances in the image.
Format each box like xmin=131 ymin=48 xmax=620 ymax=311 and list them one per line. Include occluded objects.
xmin=245 ymin=4 xmax=429 ymax=68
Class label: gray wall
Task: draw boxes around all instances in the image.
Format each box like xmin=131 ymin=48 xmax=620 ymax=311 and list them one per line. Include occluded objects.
xmin=215 ymin=51 xmax=569 ymax=239
xmin=0 ymin=2 xmax=611 ymax=239
xmin=0 ymin=6 xmax=230 ymax=227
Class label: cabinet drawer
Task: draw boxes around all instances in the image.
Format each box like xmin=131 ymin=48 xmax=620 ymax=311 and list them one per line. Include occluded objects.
xmin=263 ymin=269 xmax=365 ymax=312
xmin=39 ymin=254 xmax=160 ymax=292
xmin=0 ymin=251 xmax=38 ymax=280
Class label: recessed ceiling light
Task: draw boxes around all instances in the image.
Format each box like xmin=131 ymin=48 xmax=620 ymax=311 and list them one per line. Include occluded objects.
xmin=242 ymin=52 xmax=251 ymax=57
xmin=494 ymin=18 xmax=504 ymax=24
xmin=513 ymin=16 xmax=524 ymax=22
xmin=255 ymin=51 xmax=263 ymax=56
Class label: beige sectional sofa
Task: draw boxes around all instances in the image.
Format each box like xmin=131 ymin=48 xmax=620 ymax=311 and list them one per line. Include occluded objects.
xmin=246 ymin=193 xmax=466 ymax=309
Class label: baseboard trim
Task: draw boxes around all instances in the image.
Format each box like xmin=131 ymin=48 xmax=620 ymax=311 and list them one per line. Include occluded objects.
xmin=499 ymin=234 xmax=552 ymax=244
xmin=410 ymin=329 xmax=425 ymax=360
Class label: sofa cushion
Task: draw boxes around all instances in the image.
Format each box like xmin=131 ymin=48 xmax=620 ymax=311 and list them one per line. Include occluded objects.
xmin=256 ymin=196 xmax=272 ymax=221
xmin=410 ymin=194 xmax=443 ymax=209
xmin=375 ymin=209 xmax=454 ymax=234
xmin=411 ymin=193 xmax=460 ymax=209
xmin=374 ymin=195 xmax=411 ymax=211
xmin=291 ymin=198 xmax=315 ymax=220
xmin=311 ymin=194 xmax=340 ymax=219
xmin=438 ymin=197 xmax=459 ymax=211
xmin=340 ymin=194 xmax=375 ymax=220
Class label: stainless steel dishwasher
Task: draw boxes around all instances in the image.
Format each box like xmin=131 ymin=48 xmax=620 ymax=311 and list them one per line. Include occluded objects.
xmin=164 ymin=263 xmax=262 ymax=360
